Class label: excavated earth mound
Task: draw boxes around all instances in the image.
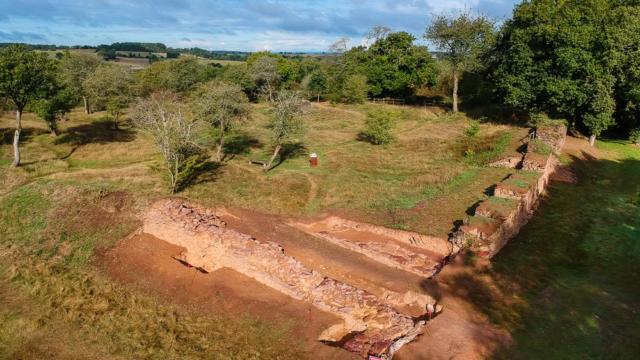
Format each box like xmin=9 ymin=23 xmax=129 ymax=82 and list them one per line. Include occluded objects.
xmin=140 ymin=199 xmax=440 ymax=358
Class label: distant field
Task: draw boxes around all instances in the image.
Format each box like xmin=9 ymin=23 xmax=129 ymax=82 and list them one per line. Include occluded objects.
xmin=37 ymin=49 xmax=100 ymax=59
xmin=196 ymin=57 xmax=245 ymax=66
xmin=113 ymin=56 xmax=150 ymax=69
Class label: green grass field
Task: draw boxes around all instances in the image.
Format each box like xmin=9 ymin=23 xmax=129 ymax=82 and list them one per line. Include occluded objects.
xmin=456 ymin=140 xmax=640 ymax=359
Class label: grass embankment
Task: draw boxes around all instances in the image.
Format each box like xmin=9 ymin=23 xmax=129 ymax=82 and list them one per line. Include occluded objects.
xmin=458 ymin=140 xmax=640 ymax=359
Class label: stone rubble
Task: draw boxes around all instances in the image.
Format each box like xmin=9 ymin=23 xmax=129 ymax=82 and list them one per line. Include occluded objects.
xmin=141 ymin=199 xmax=439 ymax=358
xmin=291 ymin=217 xmax=451 ymax=278
xmin=317 ymin=216 xmax=453 ymax=254
xmin=455 ymin=123 xmax=567 ymax=258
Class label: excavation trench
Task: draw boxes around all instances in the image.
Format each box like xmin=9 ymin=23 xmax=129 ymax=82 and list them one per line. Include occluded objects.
xmin=139 ymin=199 xmax=441 ymax=358
xmin=290 ymin=216 xmax=452 ymax=278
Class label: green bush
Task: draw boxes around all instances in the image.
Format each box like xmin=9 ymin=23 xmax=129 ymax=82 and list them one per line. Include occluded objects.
xmin=466 ymin=120 xmax=481 ymax=137
xmin=630 ymin=128 xmax=640 ymax=144
xmin=342 ymin=74 xmax=368 ymax=104
xmin=362 ymin=108 xmax=396 ymax=145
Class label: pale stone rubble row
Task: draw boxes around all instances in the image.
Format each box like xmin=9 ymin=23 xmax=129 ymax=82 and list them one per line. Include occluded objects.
xmin=291 ymin=217 xmax=452 ymax=278
xmin=320 ymin=216 xmax=453 ymax=254
xmin=141 ymin=199 xmax=438 ymax=358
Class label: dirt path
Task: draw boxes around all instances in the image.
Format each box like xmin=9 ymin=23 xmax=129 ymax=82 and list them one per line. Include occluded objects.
xmin=394 ymin=259 xmax=511 ymax=359
xmin=302 ymin=173 xmax=318 ymax=207
xmin=562 ymin=136 xmax=603 ymax=159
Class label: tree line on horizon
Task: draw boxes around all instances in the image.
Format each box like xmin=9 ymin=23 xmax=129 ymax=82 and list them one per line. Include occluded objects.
xmin=1 ymin=0 xmax=639 ymax=190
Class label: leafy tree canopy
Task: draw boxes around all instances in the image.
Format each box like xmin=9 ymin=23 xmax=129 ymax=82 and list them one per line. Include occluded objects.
xmin=343 ymin=31 xmax=437 ymax=98
xmin=490 ymin=0 xmax=640 ymax=138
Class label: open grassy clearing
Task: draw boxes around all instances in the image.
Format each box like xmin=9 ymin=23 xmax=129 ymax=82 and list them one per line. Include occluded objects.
xmin=1 ymin=104 xmax=527 ymax=236
xmin=183 ymin=103 xmax=526 ymax=236
xmin=0 ymin=103 xmax=526 ymax=358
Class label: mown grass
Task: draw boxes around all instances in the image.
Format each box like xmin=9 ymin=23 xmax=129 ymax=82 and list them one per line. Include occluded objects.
xmin=460 ymin=140 xmax=640 ymax=359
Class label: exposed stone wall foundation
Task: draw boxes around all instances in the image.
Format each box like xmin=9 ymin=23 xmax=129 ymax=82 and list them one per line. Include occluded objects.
xmin=141 ymin=199 xmax=439 ymax=357
xmin=455 ymin=123 xmax=567 ymax=258
xmin=291 ymin=216 xmax=452 ymax=278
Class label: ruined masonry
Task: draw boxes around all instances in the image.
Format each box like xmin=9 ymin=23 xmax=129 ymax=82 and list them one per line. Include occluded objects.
xmin=456 ymin=123 xmax=567 ymax=257
xmin=142 ymin=199 xmax=438 ymax=358
xmin=291 ymin=216 xmax=453 ymax=278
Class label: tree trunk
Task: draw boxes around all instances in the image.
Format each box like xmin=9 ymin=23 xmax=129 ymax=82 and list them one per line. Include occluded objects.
xmin=170 ymin=160 xmax=179 ymax=193
xmin=83 ymin=96 xmax=90 ymax=114
xmin=452 ymin=71 xmax=459 ymax=113
xmin=589 ymin=134 xmax=596 ymax=147
xmin=113 ymin=112 xmax=119 ymax=130
xmin=215 ymin=122 xmax=225 ymax=161
xmin=317 ymin=94 xmax=320 ymax=103
xmin=216 ymin=138 xmax=225 ymax=162
xmin=264 ymin=144 xmax=281 ymax=172
xmin=12 ymin=109 xmax=22 ymax=167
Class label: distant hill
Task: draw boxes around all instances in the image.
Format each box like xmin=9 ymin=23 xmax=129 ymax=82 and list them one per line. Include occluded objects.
xmin=0 ymin=42 xmax=342 ymax=61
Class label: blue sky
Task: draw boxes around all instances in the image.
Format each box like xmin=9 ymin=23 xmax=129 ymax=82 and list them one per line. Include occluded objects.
xmin=0 ymin=0 xmax=519 ymax=52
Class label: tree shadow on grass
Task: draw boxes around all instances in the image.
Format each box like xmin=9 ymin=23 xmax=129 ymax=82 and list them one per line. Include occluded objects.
xmin=431 ymin=153 xmax=640 ymax=358
xmin=463 ymin=105 xmax=530 ymax=127
xmin=222 ymin=133 xmax=263 ymax=161
xmin=269 ymin=142 xmax=307 ymax=170
xmin=1 ymin=127 xmax=50 ymax=144
xmin=54 ymin=118 xmax=136 ymax=147
xmin=176 ymin=158 xmax=224 ymax=192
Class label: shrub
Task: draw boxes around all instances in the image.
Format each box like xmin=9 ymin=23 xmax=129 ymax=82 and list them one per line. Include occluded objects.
xmin=466 ymin=120 xmax=481 ymax=137
xmin=362 ymin=108 xmax=396 ymax=145
xmin=630 ymin=128 xmax=640 ymax=144
xmin=342 ymin=74 xmax=368 ymax=104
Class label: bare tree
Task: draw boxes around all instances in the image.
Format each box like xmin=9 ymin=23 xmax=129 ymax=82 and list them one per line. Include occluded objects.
xmin=264 ymin=91 xmax=306 ymax=172
xmin=250 ymin=56 xmax=279 ymax=102
xmin=193 ymin=81 xmax=250 ymax=161
xmin=366 ymin=25 xmax=392 ymax=46
xmin=131 ymin=92 xmax=203 ymax=193
xmin=329 ymin=37 xmax=350 ymax=54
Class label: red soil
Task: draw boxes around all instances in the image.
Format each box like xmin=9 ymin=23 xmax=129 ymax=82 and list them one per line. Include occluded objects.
xmin=100 ymin=233 xmax=355 ymax=360
xmin=100 ymin=205 xmax=510 ymax=359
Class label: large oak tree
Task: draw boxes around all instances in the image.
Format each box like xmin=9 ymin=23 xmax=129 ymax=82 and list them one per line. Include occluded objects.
xmin=490 ymin=0 xmax=640 ymax=145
